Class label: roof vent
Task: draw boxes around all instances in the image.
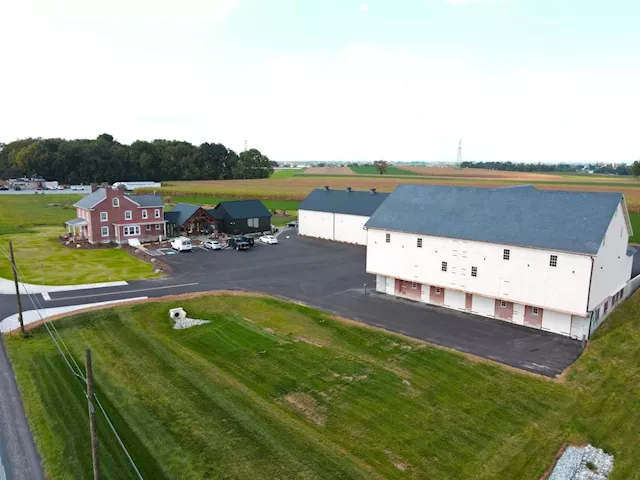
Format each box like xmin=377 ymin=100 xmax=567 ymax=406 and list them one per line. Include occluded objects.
xmin=324 ymin=185 xmax=330 ymax=191
xmin=346 ymin=186 xmax=352 ymax=192
xmin=370 ymin=187 xmax=377 ymax=194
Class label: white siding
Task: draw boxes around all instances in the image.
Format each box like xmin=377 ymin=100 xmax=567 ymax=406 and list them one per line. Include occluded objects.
xmin=588 ymin=201 xmax=633 ymax=310
xmin=334 ymin=213 xmax=369 ymax=245
xmin=472 ymin=295 xmax=495 ymax=317
xmin=512 ymin=303 xmax=525 ymax=325
xmin=444 ymin=289 xmax=466 ymax=310
xmin=385 ymin=277 xmax=395 ymax=295
xmin=367 ymin=228 xmax=593 ymax=316
xmin=376 ymin=275 xmax=386 ymax=293
xmin=298 ymin=210 xmax=333 ymax=240
xmin=570 ymin=315 xmax=590 ymax=340
xmin=541 ymin=310 xmax=572 ymax=336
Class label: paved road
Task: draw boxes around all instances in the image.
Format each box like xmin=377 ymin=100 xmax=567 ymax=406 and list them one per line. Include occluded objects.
xmin=0 ymin=232 xmax=584 ymax=478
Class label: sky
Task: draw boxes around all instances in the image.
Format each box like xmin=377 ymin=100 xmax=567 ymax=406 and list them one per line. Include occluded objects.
xmin=0 ymin=0 xmax=639 ymax=163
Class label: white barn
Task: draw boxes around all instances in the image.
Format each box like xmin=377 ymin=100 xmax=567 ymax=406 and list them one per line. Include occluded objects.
xmin=298 ymin=186 xmax=388 ymax=245
xmin=365 ymin=185 xmax=635 ymax=339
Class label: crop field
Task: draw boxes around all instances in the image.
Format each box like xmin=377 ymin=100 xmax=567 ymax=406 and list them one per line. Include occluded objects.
xmin=0 ymin=194 xmax=157 ymax=285
xmin=398 ymin=166 xmax=562 ymax=180
xmin=6 ymin=293 xmax=640 ymax=479
xmin=141 ymin=177 xmax=640 ymax=212
xmin=349 ymin=166 xmax=420 ymax=176
xmin=302 ymin=167 xmax=356 ymax=175
xmin=270 ymin=168 xmax=306 ymax=179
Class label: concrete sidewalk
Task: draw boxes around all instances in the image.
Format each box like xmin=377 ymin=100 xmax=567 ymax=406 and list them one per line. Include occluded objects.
xmin=0 ymin=278 xmax=128 ymax=295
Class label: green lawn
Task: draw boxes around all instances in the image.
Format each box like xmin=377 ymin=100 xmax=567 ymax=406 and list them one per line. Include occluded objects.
xmin=350 ymin=166 xmax=420 ymax=176
xmin=629 ymin=212 xmax=640 ymax=244
xmin=0 ymin=227 xmax=158 ymax=285
xmin=168 ymin=196 xmax=300 ymax=212
xmin=270 ymin=168 xmax=306 ymax=178
xmin=272 ymin=214 xmax=297 ymax=227
xmin=0 ymin=194 xmax=157 ymax=285
xmin=6 ymin=293 xmax=640 ymax=479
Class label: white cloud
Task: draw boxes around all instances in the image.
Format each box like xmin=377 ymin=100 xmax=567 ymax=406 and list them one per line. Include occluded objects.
xmin=360 ymin=3 xmax=369 ymax=13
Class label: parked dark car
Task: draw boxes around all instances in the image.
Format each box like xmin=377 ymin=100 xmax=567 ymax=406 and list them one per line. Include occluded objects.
xmin=238 ymin=235 xmax=255 ymax=246
xmin=227 ymin=238 xmax=251 ymax=250
xmin=287 ymin=220 xmax=298 ymax=227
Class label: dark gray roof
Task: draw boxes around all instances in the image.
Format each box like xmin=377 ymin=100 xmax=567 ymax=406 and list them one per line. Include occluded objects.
xmin=365 ymin=185 xmax=624 ymax=255
xmin=164 ymin=203 xmax=200 ymax=226
xmin=298 ymin=188 xmax=389 ymax=216
xmin=210 ymin=200 xmax=272 ymax=219
xmin=65 ymin=217 xmax=88 ymax=227
xmin=74 ymin=189 xmax=107 ymax=209
xmin=128 ymin=194 xmax=163 ymax=207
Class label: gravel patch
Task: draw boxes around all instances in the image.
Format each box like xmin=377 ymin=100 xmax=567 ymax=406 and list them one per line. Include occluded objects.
xmin=549 ymin=444 xmax=614 ymax=480
xmin=173 ymin=317 xmax=210 ymax=330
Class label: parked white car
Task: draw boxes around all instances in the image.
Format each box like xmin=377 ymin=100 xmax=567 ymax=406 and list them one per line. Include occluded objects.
xmin=260 ymin=235 xmax=278 ymax=245
xmin=171 ymin=237 xmax=192 ymax=252
xmin=204 ymin=239 xmax=222 ymax=250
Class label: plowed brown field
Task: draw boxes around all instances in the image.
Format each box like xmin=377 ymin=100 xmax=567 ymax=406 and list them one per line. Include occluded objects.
xmin=399 ymin=166 xmax=562 ymax=180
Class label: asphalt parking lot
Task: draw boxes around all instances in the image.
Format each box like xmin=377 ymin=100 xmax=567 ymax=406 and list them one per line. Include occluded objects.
xmin=153 ymin=232 xmax=582 ymax=377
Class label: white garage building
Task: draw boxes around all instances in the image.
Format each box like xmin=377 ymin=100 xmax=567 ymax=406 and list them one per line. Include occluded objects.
xmin=298 ymin=186 xmax=389 ymax=245
xmin=366 ymin=184 xmax=635 ymax=339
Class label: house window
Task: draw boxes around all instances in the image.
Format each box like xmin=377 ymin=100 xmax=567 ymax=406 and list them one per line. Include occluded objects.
xmin=441 ymin=261 xmax=447 ymax=272
xmin=471 ymin=266 xmax=478 ymax=277
xmin=417 ymin=238 xmax=422 ymax=248
xmin=503 ymin=249 xmax=510 ymax=260
xmin=500 ymin=300 xmax=506 ymax=308
xmin=435 ymin=287 xmax=441 ymax=294
xmin=532 ymin=306 xmax=539 ymax=315
xmin=549 ymin=255 xmax=558 ymax=267
xmin=125 ymin=210 xmax=132 ymax=220
xmin=155 ymin=223 xmax=162 ymax=230
xmin=145 ymin=224 xmax=151 ymax=231
xmin=154 ymin=209 xmax=160 ymax=218
xmin=411 ymin=282 xmax=417 ymax=289
xmin=247 ymin=217 xmax=259 ymax=228
xmin=101 ymin=226 xmax=109 ymax=237
xmin=100 ymin=212 xmax=108 ymax=222
xmin=123 ymin=226 xmax=140 ymax=236
xmin=113 ymin=198 xmax=119 ymax=207
xmin=142 ymin=209 xmax=148 ymax=219
xmin=385 ymin=233 xmax=390 ymax=243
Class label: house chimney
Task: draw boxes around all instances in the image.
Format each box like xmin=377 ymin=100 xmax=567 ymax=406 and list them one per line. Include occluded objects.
xmin=370 ymin=187 xmax=377 ymax=194
xmin=90 ymin=183 xmax=97 ymax=193
xmin=101 ymin=182 xmax=109 ymax=189
xmin=324 ymin=185 xmax=330 ymax=191
xmin=346 ymin=186 xmax=352 ymax=192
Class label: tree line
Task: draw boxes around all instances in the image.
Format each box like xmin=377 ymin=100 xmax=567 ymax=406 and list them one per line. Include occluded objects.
xmin=460 ymin=161 xmax=639 ymax=176
xmin=0 ymin=134 xmax=274 ymax=183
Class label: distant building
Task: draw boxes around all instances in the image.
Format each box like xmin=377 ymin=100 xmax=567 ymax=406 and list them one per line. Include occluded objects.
xmin=112 ymin=181 xmax=162 ymax=191
xmin=66 ymin=183 xmax=165 ymax=244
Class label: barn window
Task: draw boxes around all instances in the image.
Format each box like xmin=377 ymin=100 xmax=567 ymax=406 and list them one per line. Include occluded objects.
xmin=549 ymin=255 xmax=558 ymax=267
xmin=411 ymin=282 xmax=417 ymax=289
xmin=385 ymin=233 xmax=391 ymax=243
xmin=248 ymin=218 xmax=259 ymax=228
xmin=417 ymin=238 xmax=422 ymax=248
xmin=471 ymin=266 xmax=478 ymax=277
xmin=441 ymin=261 xmax=447 ymax=272
xmin=503 ymin=249 xmax=510 ymax=260
xmin=500 ymin=300 xmax=506 ymax=308
xmin=532 ymin=306 xmax=539 ymax=315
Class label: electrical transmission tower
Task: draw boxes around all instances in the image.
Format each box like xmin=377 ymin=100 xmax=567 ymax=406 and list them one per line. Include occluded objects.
xmin=456 ymin=139 xmax=462 ymax=163
xmin=244 ymin=140 xmax=248 ymax=152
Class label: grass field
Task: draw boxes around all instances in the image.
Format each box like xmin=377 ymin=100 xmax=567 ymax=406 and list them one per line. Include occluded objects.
xmin=167 ymin=195 xmax=300 ymax=212
xmin=6 ymin=293 xmax=640 ymax=479
xmin=270 ymin=168 xmax=306 ymax=178
xmin=629 ymin=212 xmax=640 ymax=244
xmin=0 ymin=195 xmax=157 ymax=285
xmin=350 ymin=166 xmax=420 ymax=176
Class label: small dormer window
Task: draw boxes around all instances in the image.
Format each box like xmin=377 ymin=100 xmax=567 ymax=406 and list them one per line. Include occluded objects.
xmin=125 ymin=210 xmax=132 ymax=220
xmin=113 ymin=198 xmax=119 ymax=208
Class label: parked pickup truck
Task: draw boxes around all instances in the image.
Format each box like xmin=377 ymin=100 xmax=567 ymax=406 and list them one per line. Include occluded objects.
xmin=227 ymin=238 xmax=250 ymax=251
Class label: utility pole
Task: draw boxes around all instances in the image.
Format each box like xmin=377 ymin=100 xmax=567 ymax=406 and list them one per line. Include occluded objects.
xmin=8 ymin=241 xmax=26 ymax=336
xmin=86 ymin=349 xmax=101 ymax=480
xmin=456 ymin=139 xmax=462 ymax=164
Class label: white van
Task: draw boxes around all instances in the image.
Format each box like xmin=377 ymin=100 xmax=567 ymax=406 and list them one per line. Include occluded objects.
xmin=171 ymin=237 xmax=192 ymax=252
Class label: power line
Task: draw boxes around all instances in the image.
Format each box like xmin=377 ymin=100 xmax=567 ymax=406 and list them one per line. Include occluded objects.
xmin=0 ymin=245 xmax=144 ymax=480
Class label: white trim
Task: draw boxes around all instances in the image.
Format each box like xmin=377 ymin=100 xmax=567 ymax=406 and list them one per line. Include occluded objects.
xmin=101 ymin=226 xmax=109 ymax=237
xmin=145 ymin=224 xmax=151 ymax=231
xmin=142 ymin=209 xmax=148 ymax=219
xmin=155 ymin=223 xmax=162 ymax=230
xmin=124 ymin=210 xmax=132 ymax=220
xmin=123 ymin=225 xmax=140 ymax=236
xmin=100 ymin=211 xmax=108 ymax=222
xmin=154 ymin=208 xmax=161 ymax=218
xmin=112 ymin=197 xmax=120 ymax=207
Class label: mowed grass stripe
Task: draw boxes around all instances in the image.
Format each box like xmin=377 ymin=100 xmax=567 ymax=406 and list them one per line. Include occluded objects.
xmin=6 ymin=295 xmax=589 ymax=479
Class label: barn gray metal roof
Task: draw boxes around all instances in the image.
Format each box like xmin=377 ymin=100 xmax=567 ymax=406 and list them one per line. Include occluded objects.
xmin=298 ymin=188 xmax=389 ymax=217
xmin=209 ymin=200 xmax=272 ymax=220
xmin=365 ymin=185 xmax=624 ymax=255
xmin=164 ymin=203 xmax=200 ymax=226
xmin=128 ymin=195 xmax=164 ymax=207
